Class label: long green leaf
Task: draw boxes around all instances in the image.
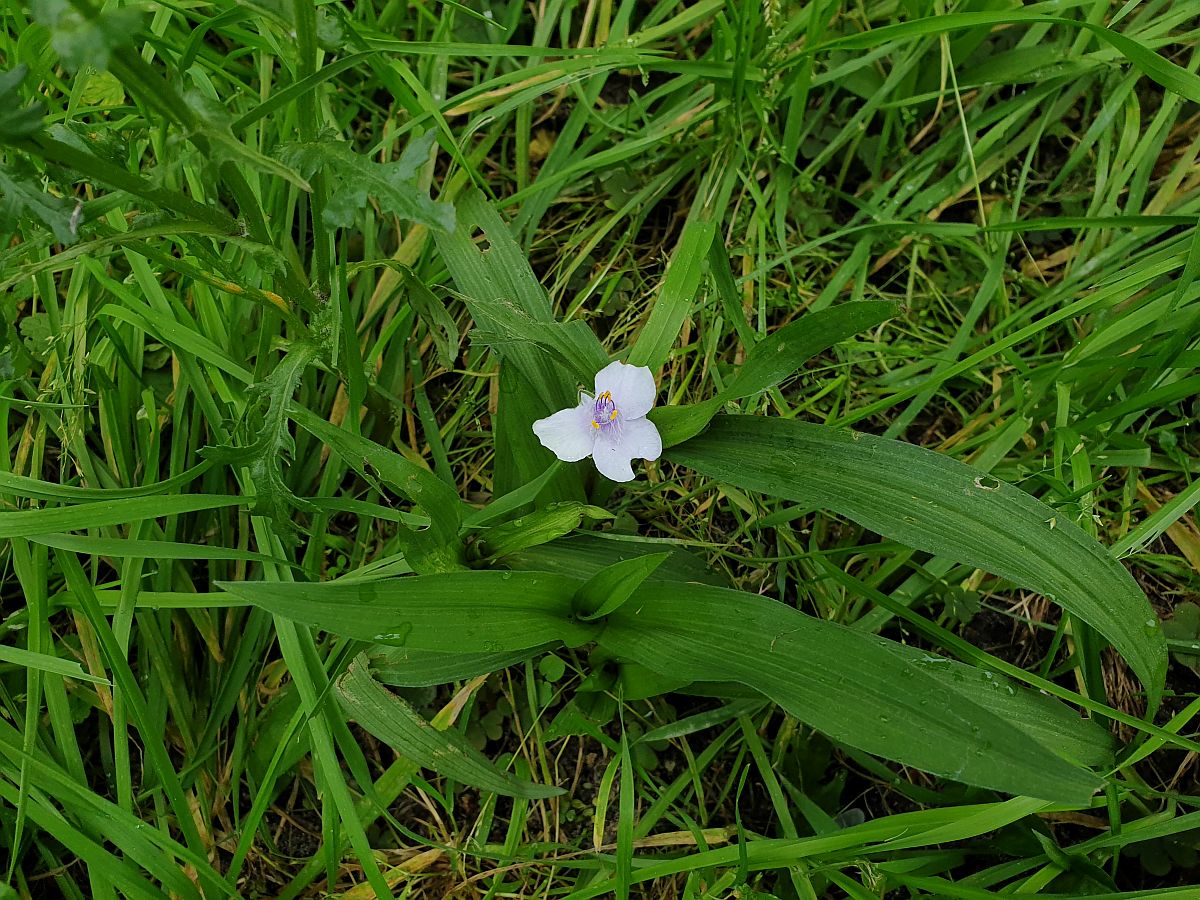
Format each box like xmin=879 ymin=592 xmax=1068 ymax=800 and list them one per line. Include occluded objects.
xmin=337 ymin=656 xmax=561 ymax=799
xmin=871 ymin=638 xmax=1113 ymax=768
xmin=0 ymin=461 xmax=213 ymax=502
xmin=27 ymin=532 xmax=294 ymax=566
xmin=599 ymin=582 xmax=1102 ymax=802
xmin=217 ymin=571 xmax=597 ymax=650
xmin=809 ymin=12 xmax=1200 ymax=105
xmin=0 ymin=495 xmax=241 ymax=538
xmin=369 ymin=645 xmax=550 ymax=688
xmin=721 ymin=300 xmax=897 ymax=401
xmin=434 ymin=189 xmax=592 ymax=497
xmin=627 ymin=217 xmax=718 ymax=372
xmin=650 ymin=300 xmax=898 ymax=446
xmin=667 ymin=416 xmax=1167 ymax=710
xmin=0 ymin=645 xmax=111 ymax=685
xmin=277 ymin=130 xmax=452 ymax=230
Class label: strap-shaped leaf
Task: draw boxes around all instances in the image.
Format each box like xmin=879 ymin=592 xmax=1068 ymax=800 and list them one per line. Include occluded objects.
xmin=435 ymin=189 xmax=596 ymax=497
xmin=217 ymin=571 xmax=597 ymax=650
xmin=0 ymin=494 xmax=240 ymax=538
xmin=667 ymin=416 xmax=1167 ymax=710
xmin=369 ymin=645 xmax=550 ymax=688
xmin=338 ymin=656 xmax=561 ymax=799
xmin=291 ymin=406 xmax=464 ymax=573
xmin=599 ymin=582 xmax=1103 ymax=802
xmin=650 ymin=301 xmax=897 ymax=447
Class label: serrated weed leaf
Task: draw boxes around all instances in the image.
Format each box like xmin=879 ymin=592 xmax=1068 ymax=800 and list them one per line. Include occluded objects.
xmin=183 ymin=91 xmax=312 ymax=192
xmin=202 ymin=343 xmax=320 ymax=543
xmin=277 ymin=130 xmax=454 ymax=232
xmin=0 ymin=160 xmax=80 ymax=243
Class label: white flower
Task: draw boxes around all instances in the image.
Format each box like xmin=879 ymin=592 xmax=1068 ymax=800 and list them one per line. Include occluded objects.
xmin=532 ymin=360 xmax=663 ymax=483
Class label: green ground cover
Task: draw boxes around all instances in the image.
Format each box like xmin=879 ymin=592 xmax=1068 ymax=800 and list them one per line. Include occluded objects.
xmin=2 ymin=0 xmax=1200 ymax=896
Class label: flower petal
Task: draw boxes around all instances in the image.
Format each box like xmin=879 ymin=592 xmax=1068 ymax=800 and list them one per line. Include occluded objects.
xmin=593 ymin=361 xmax=657 ymax=419
xmin=592 ymin=434 xmax=635 ymax=482
xmin=532 ymin=400 xmax=596 ymax=462
xmin=591 ymin=418 xmax=661 ymax=482
xmin=620 ymin=417 xmax=662 ymax=461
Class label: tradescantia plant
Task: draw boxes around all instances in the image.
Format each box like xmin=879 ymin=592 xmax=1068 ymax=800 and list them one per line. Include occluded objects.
xmin=220 ymin=187 xmax=1167 ymax=808
xmin=6 ymin=2 xmax=1200 ymax=893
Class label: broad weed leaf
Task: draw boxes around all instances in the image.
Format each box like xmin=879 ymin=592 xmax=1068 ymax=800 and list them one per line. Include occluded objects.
xmin=600 ymin=581 xmax=1105 ymax=802
xmin=29 ymin=0 xmax=141 ymax=72
xmin=0 ymin=158 xmax=80 ymax=244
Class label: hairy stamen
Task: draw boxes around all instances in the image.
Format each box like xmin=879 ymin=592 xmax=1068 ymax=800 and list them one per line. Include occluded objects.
xmin=591 ymin=391 xmax=620 ymax=431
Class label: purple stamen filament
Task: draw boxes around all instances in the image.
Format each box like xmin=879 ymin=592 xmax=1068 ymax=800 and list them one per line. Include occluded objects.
xmin=591 ymin=391 xmax=619 ymax=431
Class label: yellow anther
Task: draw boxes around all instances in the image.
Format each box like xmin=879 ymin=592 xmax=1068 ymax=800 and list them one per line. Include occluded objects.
xmin=591 ymin=421 xmax=600 ymax=429
xmin=609 ymin=410 xmax=618 ymax=420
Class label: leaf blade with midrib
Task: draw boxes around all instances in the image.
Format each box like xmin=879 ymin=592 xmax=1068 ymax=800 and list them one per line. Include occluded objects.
xmin=666 ymin=415 xmax=1168 ymax=710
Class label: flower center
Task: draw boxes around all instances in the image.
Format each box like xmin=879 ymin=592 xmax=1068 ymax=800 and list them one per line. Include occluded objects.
xmin=591 ymin=391 xmax=620 ymax=431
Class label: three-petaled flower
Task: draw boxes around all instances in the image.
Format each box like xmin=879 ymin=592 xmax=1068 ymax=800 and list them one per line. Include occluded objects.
xmin=532 ymin=361 xmax=663 ymax=482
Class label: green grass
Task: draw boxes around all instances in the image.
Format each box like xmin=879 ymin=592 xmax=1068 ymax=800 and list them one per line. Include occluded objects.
xmin=2 ymin=0 xmax=1200 ymax=897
